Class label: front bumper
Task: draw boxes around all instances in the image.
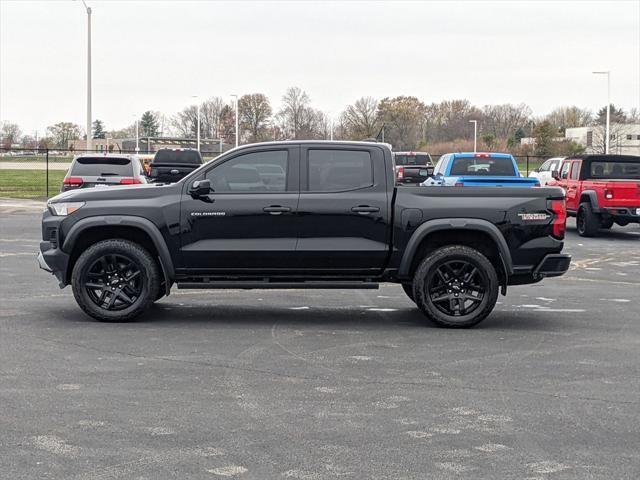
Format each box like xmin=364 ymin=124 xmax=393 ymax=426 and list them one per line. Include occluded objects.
xmin=38 ymin=241 xmax=70 ymax=287
xmin=533 ymin=253 xmax=572 ymax=279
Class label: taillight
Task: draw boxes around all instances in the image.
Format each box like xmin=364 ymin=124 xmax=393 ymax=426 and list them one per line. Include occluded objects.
xmin=119 ymin=178 xmax=142 ymax=185
xmin=604 ymin=189 xmax=613 ymax=199
xmin=63 ymin=177 xmax=83 ymax=186
xmin=474 ymin=153 xmax=490 ymax=158
xmin=550 ymin=199 xmax=566 ymax=239
xmin=397 ymin=166 xmax=404 ymax=180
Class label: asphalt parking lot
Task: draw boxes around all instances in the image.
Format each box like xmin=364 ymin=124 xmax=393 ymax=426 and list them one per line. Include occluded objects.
xmin=1 ymin=205 xmax=639 ymax=479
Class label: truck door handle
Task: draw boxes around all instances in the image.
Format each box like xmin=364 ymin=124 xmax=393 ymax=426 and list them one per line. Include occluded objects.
xmin=351 ymin=205 xmax=380 ymax=214
xmin=263 ymin=205 xmax=291 ymax=215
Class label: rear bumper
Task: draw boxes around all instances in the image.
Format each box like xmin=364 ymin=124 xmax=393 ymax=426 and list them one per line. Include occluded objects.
xmin=601 ymin=207 xmax=640 ymax=223
xmin=533 ymin=254 xmax=571 ymax=278
xmin=38 ymin=241 xmax=69 ymax=287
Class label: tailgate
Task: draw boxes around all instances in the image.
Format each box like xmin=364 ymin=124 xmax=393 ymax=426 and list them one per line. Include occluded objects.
xmin=605 ymin=180 xmax=640 ymax=204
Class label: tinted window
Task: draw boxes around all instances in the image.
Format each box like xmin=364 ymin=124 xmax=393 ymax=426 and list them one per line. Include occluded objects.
xmin=560 ymin=161 xmax=571 ymax=179
xmin=590 ymin=161 xmax=640 ymax=179
xmin=205 ymin=150 xmax=288 ymax=192
xmin=153 ymin=150 xmax=202 ymax=164
xmin=394 ymin=153 xmax=431 ymax=166
xmin=71 ymin=157 xmax=133 ymax=176
xmin=539 ymin=160 xmax=552 ymax=171
xmin=449 ymin=157 xmax=516 ymax=176
xmin=308 ymin=149 xmax=373 ymax=192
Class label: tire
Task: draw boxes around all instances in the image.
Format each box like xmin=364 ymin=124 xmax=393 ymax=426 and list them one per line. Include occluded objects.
xmin=576 ymin=202 xmax=600 ymax=237
xmin=412 ymin=245 xmax=499 ymax=328
xmin=71 ymin=239 xmax=161 ymax=322
xmin=401 ymin=283 xmax=415 ymax=303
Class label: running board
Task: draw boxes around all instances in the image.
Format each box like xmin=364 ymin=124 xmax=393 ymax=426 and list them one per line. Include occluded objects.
xmin=177 ymin=281 xmax=379 ymax=290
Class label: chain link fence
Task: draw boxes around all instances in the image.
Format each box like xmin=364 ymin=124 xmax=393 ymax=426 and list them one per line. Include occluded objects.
xmin=0 ymin=146 xmax=551 ymax=200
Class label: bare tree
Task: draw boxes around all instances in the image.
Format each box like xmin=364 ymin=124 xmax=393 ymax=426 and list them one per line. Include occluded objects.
xmin=171 ymin=105 xmax=199 ymax=138
xmin=340 ymin=97 xmax=380 ymax=140
xmin=46 ymin=122 xmax=82 ymax=148
xmin=278 ymin=87 xmax=312 ymax=139
xmin=200 ymin=97 xmax=226 ymax=139
xmin=481 ymin=103 xmax=532 ymax=140
xmin=377 ymin=96 xmax=426 ymax=150
xmin=239 ymin=93 xmax=272 ymax=143
xmin=1 ymin=121 xmax=21 ymax=148
xmin=544 ymin=106 xmax=593 ymax=133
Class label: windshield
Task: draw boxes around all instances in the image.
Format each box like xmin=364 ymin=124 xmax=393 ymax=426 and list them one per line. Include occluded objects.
xmin=590 ymin=161 xmax=640 ymax=179
xmin=450 ymin=157 xmax=516 ymax=176
xmin=395 ymin=153 xmax=431 ymax=166
xmin=71 ymin=157 xmax=133 ymax=176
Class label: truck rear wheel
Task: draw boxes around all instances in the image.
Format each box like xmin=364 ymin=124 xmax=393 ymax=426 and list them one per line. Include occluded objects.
xmin=71 ymin=239 xmax=161 ymax=322
xmin=412 ymin=245 xmax=498 ymax=328
xmin=577 ymin=202 xmax=600 ymax=237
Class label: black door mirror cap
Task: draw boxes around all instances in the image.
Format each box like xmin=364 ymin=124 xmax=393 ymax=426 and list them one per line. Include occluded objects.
xmin=189 ymin=179 xmax=213 ymax=197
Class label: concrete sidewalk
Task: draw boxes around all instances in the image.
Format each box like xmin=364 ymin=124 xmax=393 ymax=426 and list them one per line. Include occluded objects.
xmin=0 ymin=197 xmax=47 ymax=214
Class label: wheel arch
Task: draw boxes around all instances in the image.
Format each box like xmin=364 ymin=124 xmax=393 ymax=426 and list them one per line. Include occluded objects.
xmin=62 ymin=216 xmax=175 ymax=290
xmin=398 ymin=218 xmax=513 ymax=281
xmin=579 ymin=190 xmax=600 ymax=212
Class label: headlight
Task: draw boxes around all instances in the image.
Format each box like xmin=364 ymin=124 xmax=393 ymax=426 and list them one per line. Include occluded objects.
xmin=48 ymin=201 xmax=85 ymax=216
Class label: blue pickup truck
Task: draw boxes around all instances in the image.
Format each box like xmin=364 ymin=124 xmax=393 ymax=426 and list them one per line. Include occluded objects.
xmin=422 ymin=152 xmax=540 ymax=187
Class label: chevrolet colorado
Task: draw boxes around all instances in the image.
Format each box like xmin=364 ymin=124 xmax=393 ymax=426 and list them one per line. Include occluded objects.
xmin=38 ymin=141 xmax=570 ymax=327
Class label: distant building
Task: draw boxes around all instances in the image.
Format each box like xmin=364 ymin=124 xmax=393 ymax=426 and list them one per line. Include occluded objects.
xmin=565 ymin=124 xmax=640 ymax=155
xmin=68 ymin=138 xmax=124 ymax=153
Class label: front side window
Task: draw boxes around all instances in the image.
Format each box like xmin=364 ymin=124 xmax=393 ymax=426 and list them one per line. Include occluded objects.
xmin=308 ymin=149 xmax=373 ymax=192
xmin=539 ymin=160 xmax=552 ymax=171
xmin=205 ymin=150 xmax=288 ymax=192
xmin=560 ymin=161 xmax=571 ymax=179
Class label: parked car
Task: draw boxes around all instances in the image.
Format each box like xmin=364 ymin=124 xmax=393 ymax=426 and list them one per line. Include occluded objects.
xmin=61 ymin=154 xmax=147 ymax=192
xmin=529 ymin=157 xmax=565 ymax=186
xmin=422 ymin=152 xmax=540 ymax=187
xmin=393 ymin=151 xmax=434 ymax=185
xmin=549 ymin=154 xmax=640 ymax=236
xmin=39 ymin=141 xmax=570 ymax=327
xmin=148 ymin=148 xmax=203 ymax=183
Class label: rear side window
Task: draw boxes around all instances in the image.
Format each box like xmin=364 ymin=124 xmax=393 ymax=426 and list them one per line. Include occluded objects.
xmin=71 ymin=157 xmax=133 ymax=176
xmin=449 ymin=157 xmax=516 ymax=176
xmin=153 ymin=150 xmax=201 ymax=164
xmin=590 ymin=161 xmax=640 ymax=179
xmin=308 ymin=149 xmax=373 ymax=192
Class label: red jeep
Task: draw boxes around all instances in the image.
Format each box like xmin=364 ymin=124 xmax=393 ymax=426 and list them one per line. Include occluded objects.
xmin=550 ymin=154 xmax=640 ymax=237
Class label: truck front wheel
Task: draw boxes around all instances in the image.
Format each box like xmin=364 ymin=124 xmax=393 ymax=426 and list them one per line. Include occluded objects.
xmin=412 ymin=245 xmax=499 ymax=328
xmin=71 ymin=239 xmax=161 ymax=322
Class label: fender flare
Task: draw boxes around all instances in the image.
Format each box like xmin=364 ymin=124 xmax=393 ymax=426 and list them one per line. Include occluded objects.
xmin=397 ymin=218 xmax=513 ymax=278
xmin=579 ymin=190 xmax=600 ymax=212
xmin=62 ymin=215 xmax=176 ymax=282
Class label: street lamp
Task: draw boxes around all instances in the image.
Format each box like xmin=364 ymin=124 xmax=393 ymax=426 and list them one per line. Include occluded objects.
xmin=135 ymin=117 xmax=139 ymax=153
xmin=593 ymin=71 xmax=611 ymax=154
xmin=231 ymin=94 xmax=239 ymax=148
xmin=192 ymin=95 xmax=200 ymax=152
xmin=76 ymin=0 xmax=92 ymax=152
xmin=469 ymin=120 xmax=478 ymax=153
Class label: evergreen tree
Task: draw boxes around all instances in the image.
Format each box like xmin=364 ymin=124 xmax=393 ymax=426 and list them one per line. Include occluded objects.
xmin=140 ymin=111 xmax=159 ymax=137
xmin=92 ymin=119 xmax=106 ymax=139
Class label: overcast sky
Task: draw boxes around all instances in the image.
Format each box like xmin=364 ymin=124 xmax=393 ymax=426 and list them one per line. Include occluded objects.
xmin=1 ymin=0 xmax=639 ymax=135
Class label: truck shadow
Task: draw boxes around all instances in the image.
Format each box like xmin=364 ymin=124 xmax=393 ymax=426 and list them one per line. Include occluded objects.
xmin=139 ymin=302 xmax=561 ymax=332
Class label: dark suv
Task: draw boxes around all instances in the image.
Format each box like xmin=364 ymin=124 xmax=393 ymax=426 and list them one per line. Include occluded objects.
xmin=61 ymin=154 xmax=147 ymax=192
xmin=148 ymin=149 xmax=203 ymax=183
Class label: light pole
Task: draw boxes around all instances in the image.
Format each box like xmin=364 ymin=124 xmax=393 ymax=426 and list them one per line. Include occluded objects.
xmin=231 ymin=94 xmax=239 ymax=148
xmin=135 ymin=118 xmax=139 ymax=153
xmin=192 ymin=95 xmax=200 ymax=152
xmin=593 ymin=71 xmax=611 ymax=154
xmin=469 ymin=120 xmax=478 ymax=152
xmin=76 ymin=0 xmax=92 ymax=152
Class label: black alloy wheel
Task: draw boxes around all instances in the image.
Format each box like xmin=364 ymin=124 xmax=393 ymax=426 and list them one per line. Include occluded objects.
xmin=84 ymin=254 xmax=143 ymax=311
xmin=427 ymin=260 xmax=485 ymax=317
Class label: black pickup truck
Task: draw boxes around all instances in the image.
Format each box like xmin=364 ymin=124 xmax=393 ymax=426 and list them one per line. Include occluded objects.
xmin=38 ymin=141 xmax=570 ymax=327
xmin=148 ymin=148 xmax=203 ymax=183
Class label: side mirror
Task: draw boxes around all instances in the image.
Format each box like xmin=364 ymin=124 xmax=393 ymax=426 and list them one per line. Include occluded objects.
xmin=189 ymin=179 xmax=212 ymax=198
xmin=551 ymin=170 xmax=560 ymax=180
